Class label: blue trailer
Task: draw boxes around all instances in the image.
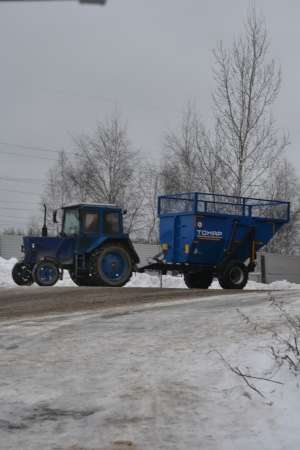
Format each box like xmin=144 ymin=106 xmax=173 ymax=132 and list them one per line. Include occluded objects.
xmin=141 ymin=192 xmax=290 ymax=289
xmin=11 ymin=192 xmax=289 ymax=289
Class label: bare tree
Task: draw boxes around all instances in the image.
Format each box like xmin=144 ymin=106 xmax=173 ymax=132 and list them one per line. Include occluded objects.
xmin=162 ymin=104 xmax=229 ymax=196
xmin=42 ymin=113 xmax=146 ymax=237
xmin=265 ymin=159 xmax=300 ymax=255
xmin=121 ymin=170 xmax=146 ymax=237
xmin=26 ymin=216 xmax=43 ymax=236
xmin=42 ymin=150 xmax=73 ymax=208
xmin=140 ymin=162 xmax=161 ymax=243
xmin=41 ymin=150 xmax=74 ymax=233
xmin=267 ymin=158 xmax=300 ymax=206
xmin=195 ymin=122 xmax=230 ymax=194
xmin=212 ymin=5 xmax=288 ymax=197
xmin=162 ymin=104 xmax=201 ymax=193
xmin=71 ymin=114 xmax=138 ymax=205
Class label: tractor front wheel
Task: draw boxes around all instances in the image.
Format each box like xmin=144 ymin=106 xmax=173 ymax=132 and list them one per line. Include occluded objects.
xmin=184 ymin=271 xmax=213 ymax=289
xmin=218 ymin=260 xmax=248 ymax=289
xmin=91 ymin=244 xmax=133 ymax=287
xmin=33 ymin=261 xmax=59 ymax=287
xmin=12 ymin=262 xmax=33 ymax=286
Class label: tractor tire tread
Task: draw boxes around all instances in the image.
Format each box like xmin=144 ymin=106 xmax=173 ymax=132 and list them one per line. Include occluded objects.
xmin=89 ymin=242 xmax=133 ymax=287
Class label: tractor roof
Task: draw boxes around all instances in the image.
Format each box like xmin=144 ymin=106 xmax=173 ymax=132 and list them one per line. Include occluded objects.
xmin=63 ymin=203 xmax=119 ymax=209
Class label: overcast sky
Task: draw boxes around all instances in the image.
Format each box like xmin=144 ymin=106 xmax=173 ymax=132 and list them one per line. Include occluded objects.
xmin=0 ymin=0 xmax=299 ymax=229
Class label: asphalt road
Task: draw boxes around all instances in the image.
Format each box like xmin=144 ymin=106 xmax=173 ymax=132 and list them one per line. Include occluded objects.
xmin=0 ymin=287 xmax=257 ymax=321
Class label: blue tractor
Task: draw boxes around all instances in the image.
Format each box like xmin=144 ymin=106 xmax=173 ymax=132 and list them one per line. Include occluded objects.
xmin=12 ymin=192 xmax=290 ymax=289
xmin=12 ymin=203 xmax=139 ymax=287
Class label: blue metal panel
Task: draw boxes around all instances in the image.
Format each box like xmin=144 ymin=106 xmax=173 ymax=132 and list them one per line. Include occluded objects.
xmin=23 ymin=236 xmax=75 ymax=266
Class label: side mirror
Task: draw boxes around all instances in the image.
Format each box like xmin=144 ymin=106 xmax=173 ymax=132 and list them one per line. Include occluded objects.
xmin=123 ymin=209 xmax=127 ymax=216
xmin=53 ymin=210 xmax=59 ymax=224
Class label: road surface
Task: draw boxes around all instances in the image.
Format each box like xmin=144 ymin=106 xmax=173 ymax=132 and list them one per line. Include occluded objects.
xmin=0 ymin=287 xmax=254 ymax=321
xmin=0 ymin=287 xmax=299 ymax=450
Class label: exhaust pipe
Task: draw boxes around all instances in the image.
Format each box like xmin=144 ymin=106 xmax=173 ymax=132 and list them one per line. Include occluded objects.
xmin=42 ymin=204 xmax=48 ymax=237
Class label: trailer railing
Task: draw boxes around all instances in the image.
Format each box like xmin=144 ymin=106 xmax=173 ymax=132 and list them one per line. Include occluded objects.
xmin=158 ymin=192 xmax=290 ymax=222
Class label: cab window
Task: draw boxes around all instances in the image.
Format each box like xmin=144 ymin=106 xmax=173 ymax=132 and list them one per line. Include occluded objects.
xmin=83 ymin=212 xmax=99 ymax=234
xmin=104 ymin=211 xmax=120 ymax=234
xmin=63 ymin=209 xmax=80 ymax=236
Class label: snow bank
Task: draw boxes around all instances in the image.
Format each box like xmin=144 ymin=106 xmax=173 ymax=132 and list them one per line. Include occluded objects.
xmin=1 ymin=256 xmax=300 ymax=290
xmin=128 ymin=274 xmax=300 ymax=290
xmin=246 ymin=279 xmax=300 ymax=290
xmin=0 ymin=257 xmax=17 ymax=288
xmin=126 ymin=272 xmax=187 ymax=289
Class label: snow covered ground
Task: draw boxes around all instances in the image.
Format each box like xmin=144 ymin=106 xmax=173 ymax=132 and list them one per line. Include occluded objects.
xmin=0 ymin=290 xmax=300 ymax=449
xmin=2 ymin=256 xmax=300 ymax=290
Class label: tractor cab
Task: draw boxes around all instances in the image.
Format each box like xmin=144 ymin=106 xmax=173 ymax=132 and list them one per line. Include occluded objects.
xmin=12 ymin=203 xmax=139 ymax=287
xmin=61 ymin=203 xmax=123 ymax=239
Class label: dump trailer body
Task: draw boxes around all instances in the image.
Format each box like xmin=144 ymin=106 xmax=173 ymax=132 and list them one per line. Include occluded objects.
xmin=158 ymin=192 xmax=289 ymax=270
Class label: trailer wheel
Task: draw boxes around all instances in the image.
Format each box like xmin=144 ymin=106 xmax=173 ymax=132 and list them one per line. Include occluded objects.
xmin=218 ymin=260 xmax=248 ymax=289
xmin=12 ymin=262 xmax=33 ymax=286
xmin=184 ymin=271 xmax=213 ymax=289
xmin=91 ymin=243 xmax=133 ymax=287
xmin=33 ymin=261 xmax=59 ymax=287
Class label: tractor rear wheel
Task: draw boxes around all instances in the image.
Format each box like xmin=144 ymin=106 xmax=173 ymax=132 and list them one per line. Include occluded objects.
xmin=90 ymin=243 xmax=133 ymax=287
xmin=33 ymin=261 xmax=59 ymax=287
xmin=218 ymin=260 xmax=248 ymax=289
xmin=184 ymin=271 xmax=213 ymax=289
xmin=69 ymin=271 xmax=105 ymax=287
xmin=12 ymin=262 xmax=33 ymax=286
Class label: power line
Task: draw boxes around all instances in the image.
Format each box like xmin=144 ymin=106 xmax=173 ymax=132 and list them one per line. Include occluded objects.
xmin=0 ymin=206 xmax=38 ymax=212
xmin=0 ymin=176 xmax=44 ymax=184
xmin=0 ymin=216 xmax=31 ymax=222
xmin=0 ymin=188 xmax=42 ymax=197
xmin=0 ymin=150 xmax=57 ymax=162
xmin=0 ymin=141 xmax=61 ymax=154
xmin=0 ymin=200 xmax=41 ymax=206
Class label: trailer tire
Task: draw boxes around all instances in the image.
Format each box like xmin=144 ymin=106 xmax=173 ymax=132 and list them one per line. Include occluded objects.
xmin=33 ymin=261 xmax=59 ymax=287
xmin=184 ymin=271 xmax=213 ymax=289
xmin=12 ymin=262 xmax=33 ymax=286
xmin=90 ymin=243 xmax=133 ymax=287
xmin=218 ymin=260 xmax=248 ymax=289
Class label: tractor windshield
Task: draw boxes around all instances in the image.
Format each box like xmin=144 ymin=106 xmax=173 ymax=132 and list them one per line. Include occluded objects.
xmin=63 ymin=209 xmax=80 ymax=236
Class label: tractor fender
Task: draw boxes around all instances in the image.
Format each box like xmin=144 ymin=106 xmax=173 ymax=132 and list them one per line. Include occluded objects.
xmin=87 ymin=237 xmax=140 ymax=264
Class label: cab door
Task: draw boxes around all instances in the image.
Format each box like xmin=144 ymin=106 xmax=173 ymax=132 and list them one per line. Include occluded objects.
xmin=78 ymin=209 xmax=100 ymax=254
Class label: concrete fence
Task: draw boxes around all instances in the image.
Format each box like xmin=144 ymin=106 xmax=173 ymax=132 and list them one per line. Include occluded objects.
xmin=259 ymin=253 xmax=300 ymax=284
xmin=0 ymin=235 xmax=23 ymax=260
xmin=1 ymin=234 xmax=300 ymax=284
